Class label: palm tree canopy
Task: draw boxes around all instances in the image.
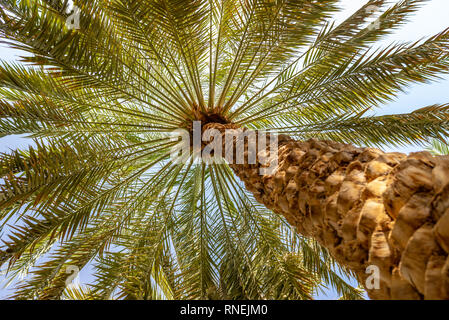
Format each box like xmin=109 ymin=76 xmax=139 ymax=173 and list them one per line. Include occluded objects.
xmin=427 ymin=138 xmax=449 ymax=156
xmin=0 ymin=0 xmax=448 ymax=299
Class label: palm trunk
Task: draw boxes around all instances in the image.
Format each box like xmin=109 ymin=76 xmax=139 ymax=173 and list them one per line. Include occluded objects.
xmin=208 ymin=123 xmax=449 ymax=300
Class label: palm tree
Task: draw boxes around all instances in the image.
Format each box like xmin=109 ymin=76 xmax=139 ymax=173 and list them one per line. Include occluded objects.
xmin=0 ymin=0 xmax=449 ymax=300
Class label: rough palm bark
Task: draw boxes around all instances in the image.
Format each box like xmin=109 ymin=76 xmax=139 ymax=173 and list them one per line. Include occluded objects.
xmin=206 ymin=123 xmax=449 ymax=300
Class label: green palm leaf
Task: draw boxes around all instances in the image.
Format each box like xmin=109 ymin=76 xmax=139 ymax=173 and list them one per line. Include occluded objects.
xmin=0 ymin=0 xmax=448 ymax=300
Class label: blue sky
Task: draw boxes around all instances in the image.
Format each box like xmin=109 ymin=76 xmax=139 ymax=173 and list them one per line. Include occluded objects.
xmin=1 ymin=0 xmax=449 ymax=300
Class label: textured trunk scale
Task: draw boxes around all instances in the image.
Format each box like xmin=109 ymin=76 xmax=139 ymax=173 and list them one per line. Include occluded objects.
xmin=206 ymin=123 xmax=449 ymax=300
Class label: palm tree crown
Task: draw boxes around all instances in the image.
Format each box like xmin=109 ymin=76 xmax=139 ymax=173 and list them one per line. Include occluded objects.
xmin=0 ymin=0 xmax=448 ymax=299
